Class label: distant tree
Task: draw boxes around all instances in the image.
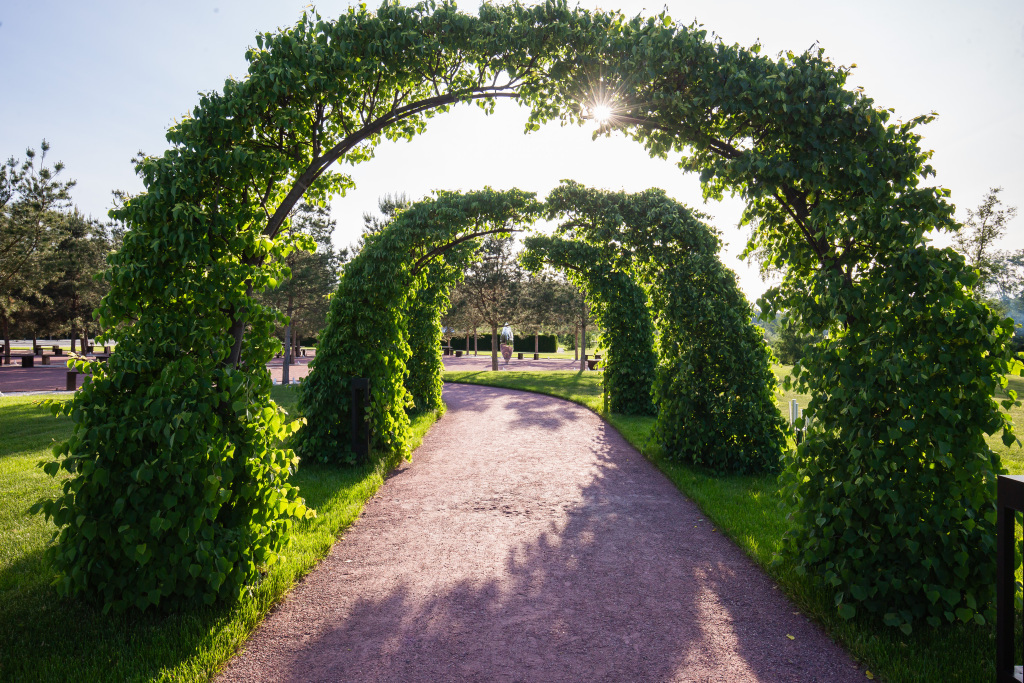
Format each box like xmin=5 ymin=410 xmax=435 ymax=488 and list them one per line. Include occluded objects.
xmin=518 ymin=271 xmax=565 ymax=354
xmin=36 ymin=210 xmax=112 ymax=351
xmin=0 ymin=142 xmax=75 ymax=359
xmin=441 ymin=283 xmax=480 ymax=353
xmin=258 ymin=202 xmax=343 ymax=368
xmin=460 ymin=235 xmax=525 ymax=370
xmin=362 ymin=192 xmax=409 ymax=233
xmin=772 ymin=315 xmax=820 ymax=365
xmin=548 ymin=277 xmax=595 ymax=366
xmin=952 ymin=187 xmax=1018 ymax=295
xmin=356 ymin=192 xmax=410 ymax=253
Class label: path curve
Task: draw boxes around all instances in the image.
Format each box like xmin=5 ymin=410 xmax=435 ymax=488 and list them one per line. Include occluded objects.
xmin=219 ymin=383 xmax=864 ymax=682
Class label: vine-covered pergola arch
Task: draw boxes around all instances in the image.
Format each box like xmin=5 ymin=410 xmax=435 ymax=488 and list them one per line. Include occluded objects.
xmin=527 ymin=181 xmax=786 ymax=473
xmin=520 ymin=232 xmax=657 ymax=417
xmin=36 ymin=0 xmax=1020 ymax=632
xmin=296 ymin=187 xmax=540 ymax=463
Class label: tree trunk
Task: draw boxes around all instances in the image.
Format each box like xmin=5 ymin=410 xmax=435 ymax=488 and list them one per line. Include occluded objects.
xmin=32 ymin=330 xmax=37 ymax=355
xmin=473 ymin=327 xmax=478 ymax=356
xmin=490 ymin=324 xmax=499 ymax=371
xmin=580 ymin=312 xmax=587 ymax=372
xmin=465 ymin=330 xmax=469 ymax=354
xmin=534 ymin=333 xmax=539 ymax=354
xmin=70 ymin=290 xmax=79 ymax=354
xmin=2 ymin=315 xmax=9 ymax=364
xmin=574 ymin=324 xmax=579 ymax=361
xmin=283 ymin=295 xmax=295 ymax=384
xmin=282 ymin=325 xmax=291 ymax=385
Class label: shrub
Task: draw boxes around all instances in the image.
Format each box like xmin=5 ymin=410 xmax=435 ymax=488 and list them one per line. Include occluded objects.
xmin=34 ymin=352 xmax=312 ymax=613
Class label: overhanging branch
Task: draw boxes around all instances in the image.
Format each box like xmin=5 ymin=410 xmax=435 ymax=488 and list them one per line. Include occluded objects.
xmin=411 ymin=227 xmax=521 ymax=276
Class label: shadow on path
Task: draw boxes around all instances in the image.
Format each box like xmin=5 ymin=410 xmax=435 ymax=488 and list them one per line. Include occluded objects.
xmin=218 ymin=384 xmax=862 ymax=683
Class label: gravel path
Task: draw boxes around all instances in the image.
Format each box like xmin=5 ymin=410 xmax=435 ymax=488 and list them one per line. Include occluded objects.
xmin=218 ymin=383 xmax=865 ymax=683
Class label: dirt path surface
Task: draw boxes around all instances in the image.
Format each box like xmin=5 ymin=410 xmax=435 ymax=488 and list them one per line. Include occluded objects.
xmin=218 ymin=384 xmax=864 ymax=683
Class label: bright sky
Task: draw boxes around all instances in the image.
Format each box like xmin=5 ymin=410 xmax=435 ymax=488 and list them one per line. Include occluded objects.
xmin=2 ymin=0 xmax=1022 ymax=303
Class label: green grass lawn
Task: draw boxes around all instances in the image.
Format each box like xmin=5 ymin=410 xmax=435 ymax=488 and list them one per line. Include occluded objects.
xmin=0 ymin=387 xmax=441 ymax=682
xmin=444 ymin=366 xmax=1016 ymax=683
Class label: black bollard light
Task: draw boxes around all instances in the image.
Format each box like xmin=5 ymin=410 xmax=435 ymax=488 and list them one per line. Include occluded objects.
xmin=350 ymin=377 xmax=371 ymax=463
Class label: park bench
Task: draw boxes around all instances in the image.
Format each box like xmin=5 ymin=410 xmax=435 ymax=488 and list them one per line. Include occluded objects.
xmin=20 ymin=355 xmax=34 ymax=368
xmin=52 ymin=345 xmax=63 ymax=355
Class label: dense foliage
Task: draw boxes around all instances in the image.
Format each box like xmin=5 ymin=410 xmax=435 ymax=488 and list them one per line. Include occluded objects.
xmin=778 ymin=248 xmax=1019 ymax=632
xmin=542 ymin=182 xmax=785 ymax=470
xmin=38 ymin=0 xmax=1017 ymax=627
xmin=521 ymin=234 xmax=656 ymax=415
xmin=406 ymin=243 xmax=478 ymax=413
xmin=296 ymin=189 xmax=539 ymax=464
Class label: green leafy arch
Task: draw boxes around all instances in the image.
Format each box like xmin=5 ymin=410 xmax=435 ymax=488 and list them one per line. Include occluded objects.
xmin=540 ymin=181 xmax=787 ymax=473
xmin=404 ymin=245 xmax=478 ymax=416
xmin=296 ymin=188 xmax=539 ymax=464
xmin=520 ymin=235 xmax=656 ymax=417
xmin=33 ymin=0 xmax=1017 ymax=628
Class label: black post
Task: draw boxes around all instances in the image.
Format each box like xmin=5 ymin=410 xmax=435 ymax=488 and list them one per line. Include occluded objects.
xmin=997 ymin=475 xmax=1024 ymax=682
xmin=350 ymin=377 xmax=371 ymax=463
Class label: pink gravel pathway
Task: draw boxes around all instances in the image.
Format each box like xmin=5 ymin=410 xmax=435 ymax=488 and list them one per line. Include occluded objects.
xmin=218 ymin=383 xmax=865 ymax=682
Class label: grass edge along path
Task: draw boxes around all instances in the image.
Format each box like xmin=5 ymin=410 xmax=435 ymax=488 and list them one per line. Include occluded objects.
xmin=443 ymin=369 xmax=998 ymax=683
xmin=0 ymin=387 xmax=443 ymax=682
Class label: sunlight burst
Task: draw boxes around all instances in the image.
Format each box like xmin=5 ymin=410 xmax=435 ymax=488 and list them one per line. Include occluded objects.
xmin=592 ymin=104 xmax=613 ymax=124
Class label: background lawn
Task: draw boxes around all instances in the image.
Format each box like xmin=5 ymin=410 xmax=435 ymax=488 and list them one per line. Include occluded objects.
xmin=0 ymin=387 xmax=441 ymax=682
xmin=444 ymin=366 xmax=1018 ymax=683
